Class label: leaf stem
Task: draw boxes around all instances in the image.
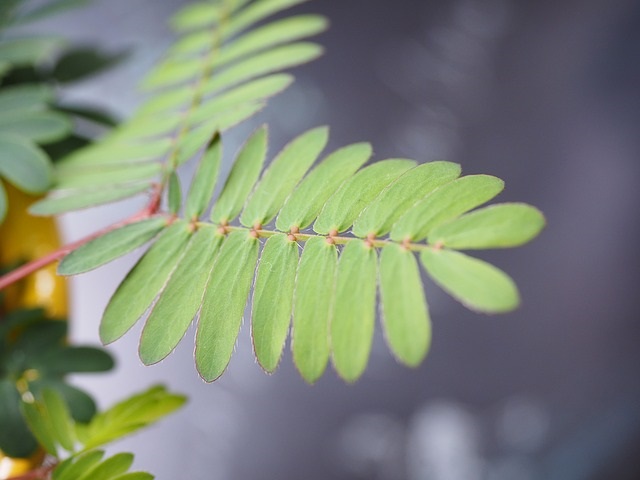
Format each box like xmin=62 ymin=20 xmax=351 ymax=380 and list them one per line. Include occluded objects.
xmin=0 ymin=205 xmax=162 ymax=293
xmin=222 ymin=225 xmax=431 ymax=251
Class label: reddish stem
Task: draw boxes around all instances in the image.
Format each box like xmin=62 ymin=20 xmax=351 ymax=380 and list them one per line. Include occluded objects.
xmin=6 ymin=463 xmax=56 ymax=480
xmin=0 ymin=191 xmax=163 ymax=292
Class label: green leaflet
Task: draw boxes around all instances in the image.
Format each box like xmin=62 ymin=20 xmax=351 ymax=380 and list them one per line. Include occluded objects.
xmin=202 ymin=42 xmax=323 ymax=98
xmin=185 ymin=135 xmax=222 ymax=219
xmin=314 ymin=159 xmax=416 ymax=234
xmin=210 ymin=125 xmax=267 ymax=223
xmin=196 ymin=231 xmax=259 ymax=382
xmin=100 ymin=221 xmax=192 ymax=344
xmin=276 ymin=142 xmax=372 ymax=231
xmin=0 ymin=110 xmax=71 ymax=143
xmin=12 ymin=0 xmax=91 ymax=26
xmin=0 ymin=37 xmax=66 ymax=66
xmin=35 ymin=347 xmax=114 ymax=375
xmin=58 ymin=140 xmax=172 ymax=167
xmin=0 ymin=133 xmax=51 ymax=193
xmin=211 ymin=15 xmax=326 ymax=63
xmin=111 ymin=473 xmax=153 ymax=480
xmin=77 ymin=453 xmax=134 ymax=480
xmin=428 ymin=203 xmax=546 ymax=249
xmin=41 ymin=389 xmax=76 ymax=453
xmin=222 ymin=0 xmax=309 ymax=41
xmin=29 ymin=380 xmax=97 ymax=423
xmin=391 ymin=174 xmax=504 ymax=241
xmin=139 ymin=226 xmax=223 ymax=365
xmin=380 ymin=244 xmax=430 ymax=366
xmin=352 ymin=161 xmax=461 ymax=237
xmin=330 ymin=240 xmax=377 ymax=382
xmin=173 ymin=12 xmax=325 ymax=68
xmin=0 ymin=84 xmax=54 ymax=113
xmin=251 ymin=233 xmax=298 ymax=373
xmin=54 ymin=162 xmax=161 ymax=189
xmin=108 ymin=115 xmax=181 ymax=141
xmin=420 ymin=248 xmax=519 ymax=313
xmin=292 ymin=236 xmax=337 ymax=383
xmin=81 ymin=386 xmax=185 ymax=450
xmin=142 ymin=54 xmax=207 ymax=90
xmin=54 ymin=451 xmax=105 ymax=480
xmin=20 ymin=400 xmax=58 ymax=456
xmin=58 ymin=218 xmax=167 ymax=276
xmin=29 ymin=184 xmax=150 ymax=216
xmin=170 ymin=1 xmax=226 ymax=31
xmin=167 ymin=172 xmax=181 ymax=215
xmin=189 ymin=74 xmax=293 ymax=126
xmin=0 ymin=181 xmax=6 ymax=222
xmin=0 ymin=380 xmax=37 ymax=458
xmin=241 ymin=126 xmax=329 ymax=227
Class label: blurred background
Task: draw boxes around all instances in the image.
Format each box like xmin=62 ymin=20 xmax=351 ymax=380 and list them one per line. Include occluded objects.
xmin=28 ymin=0 xmax=640 ymax=478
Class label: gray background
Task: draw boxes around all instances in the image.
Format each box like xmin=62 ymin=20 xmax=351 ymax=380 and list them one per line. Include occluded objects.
xmin=33 ymin=0 xmax=640 ymax=479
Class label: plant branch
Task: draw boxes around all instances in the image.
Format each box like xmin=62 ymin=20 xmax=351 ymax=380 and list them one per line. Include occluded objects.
xmin=6 ymin=462 xmax=56 ymax=480
xmin=0 ymin=198 xmax=163 ymax=292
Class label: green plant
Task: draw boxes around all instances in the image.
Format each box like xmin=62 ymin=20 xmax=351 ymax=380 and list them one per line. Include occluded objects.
xmin=0 ymin=0 xmax=545 ymax=478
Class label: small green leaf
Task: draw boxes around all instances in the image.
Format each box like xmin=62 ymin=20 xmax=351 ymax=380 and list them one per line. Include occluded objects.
xmin=59 ymin=139 xmax=171 ymax=167
xmin=252 ymin=234 xmax=298 ymax=373
xmin=52 ymin=47 xmax=128 ymax=83
xmin=58 ymin=217 xmax=167 ymax=275
xmin=54 ymin=162 xmax=161 ymax=189
xmin=352 ymin=161 xmax=461 ymax=237
xmin=391 ymin=174 xmax=504 ymax=241
xmin=13 ymin=0 xmax=91 ymax=26
xmin=111 ymin=472 xmax=154 ymax=480
xmin=41 ymin=389 xmax=76 ymax=453
xmin=0 ymin=133 xmax=51 ymax=193
xmin=0 ymin=84 xmax=54 ymax=113
xmin=0 ymin=380 xmax=37 ymax=458
xmin=222 ymin=0 xmax=308 ymax=40
xmin=139 ymin=226 xmax=223 ymax=365
xmin=420 ymin=248 xmax=520 ymax=313
xmin=330 ymin=240 xmax=377 ymax=382
xmin=276 ymin=142 xmax=372 ymax=231
xmin=100 ymin=221 xmax=192 ymax=344
xmin=196 ymin=231 xmax=259 ymax=382
xmin=0 ymin=181 xmax=6 ymax=223
xmin=82 ymin=386 xmax=185 ymax=450
xmin=20 ymin=400 xmax=58 ymax=456
xmin=167 ymin=172 xmax=181 ymax=215
xmin=54 ymin=450 xmax=105 ymax=480
xmin=379 ymin=245 xmax=431 ymax=367
xmin=428 ymin=203 xmax=546 ymax=249
xmin=0 ymin=110 xmax=72 ymax=143
xmin=215 ymin=14 xmax=327 ymax=63
xmin=189 ymin=74 xmax=293 ymax=126
xmin=241 ymin=126 xmax=328 ymax=227
xmin=37 ymin=347 xmax=114 ymax=374
xmin=29 ymin=184 xmax=151 ymax=216
xmin=210 ymin=126 xmax=267 ymax=224
xmin=0 ymin=37 xmax=65 ymax=66
xmin=185 ymin=134 xmax=221 ymax=219
xmin=77 ymin=453 xmax=134 ymax=480
xmin=292 ymin=236 xmax=337 ymax=383
xmin=170 ymin=1 xmax=226 ymax=31
xmin=314 ymin=159 xmax=416 ymax=234
xmin=202 ymin=42 xmax=323 ymax=98
xmin=29 ymin=380 xmax=97 ymax=423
